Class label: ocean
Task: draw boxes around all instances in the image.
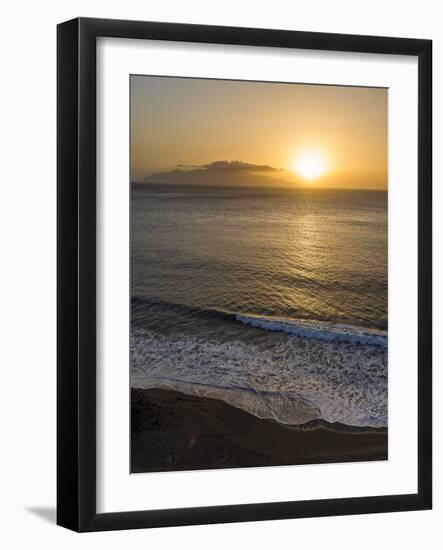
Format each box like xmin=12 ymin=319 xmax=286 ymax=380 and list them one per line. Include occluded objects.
xmin=130 ymin=184 xmax=388 ymax=429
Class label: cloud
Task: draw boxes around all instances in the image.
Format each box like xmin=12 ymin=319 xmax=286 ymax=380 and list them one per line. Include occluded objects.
xmin=141 ymin=160 xmax=294 ymax=188
xmin=176 ymin=161 xmax=280 ymax=172
xmin=200 ymin=160 xmax=280 ymax=172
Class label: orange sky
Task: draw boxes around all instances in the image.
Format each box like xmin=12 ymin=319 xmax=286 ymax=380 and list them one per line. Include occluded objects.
xmin=131 ymin=75 xmax=387 ymax=190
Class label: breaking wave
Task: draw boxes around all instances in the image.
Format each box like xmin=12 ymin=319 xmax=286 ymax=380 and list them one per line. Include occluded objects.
xmin=236 ymin=314 xmax=387 ymax=348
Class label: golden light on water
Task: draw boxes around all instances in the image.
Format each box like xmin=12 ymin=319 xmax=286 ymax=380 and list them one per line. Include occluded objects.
xmin=292 ymin=149 xmax=329 ymax=181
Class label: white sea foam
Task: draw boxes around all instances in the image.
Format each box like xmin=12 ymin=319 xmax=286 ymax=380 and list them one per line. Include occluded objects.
xmin=130 ymin=327 xmax=387 ymax=428
xmin=236 ymin=314 xmax=387 ymax=348
xmin=134 ymin=378 xmax=321 ymax=426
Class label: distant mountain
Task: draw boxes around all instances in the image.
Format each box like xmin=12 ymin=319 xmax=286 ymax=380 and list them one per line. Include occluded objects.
xmin=140 ymin=160 xmax=298 ymax=188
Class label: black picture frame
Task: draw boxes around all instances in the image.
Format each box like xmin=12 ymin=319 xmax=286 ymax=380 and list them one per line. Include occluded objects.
xmin=57 ymin=17 xmax=432 ymax=532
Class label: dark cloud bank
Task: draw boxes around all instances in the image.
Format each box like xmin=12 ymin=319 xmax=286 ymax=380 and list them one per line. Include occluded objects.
xmin=140 ymin=160 xmax=296 ymax=188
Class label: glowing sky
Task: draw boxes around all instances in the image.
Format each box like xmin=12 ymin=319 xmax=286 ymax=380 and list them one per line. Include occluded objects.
xmin=131 ymin=75 xmax=387 ymax=189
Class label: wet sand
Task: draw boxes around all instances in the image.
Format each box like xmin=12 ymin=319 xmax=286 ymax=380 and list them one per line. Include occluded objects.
xmin=131 ymin=387 xmax=387 ymax=473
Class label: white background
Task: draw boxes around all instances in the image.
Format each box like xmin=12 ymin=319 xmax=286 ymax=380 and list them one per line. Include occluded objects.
xmin=0 ymin=0 xmax=441 ymax=548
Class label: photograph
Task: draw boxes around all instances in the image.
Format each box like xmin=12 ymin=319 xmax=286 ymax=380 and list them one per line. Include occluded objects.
xmin=130 ymin=75 xmax=388 ymax=473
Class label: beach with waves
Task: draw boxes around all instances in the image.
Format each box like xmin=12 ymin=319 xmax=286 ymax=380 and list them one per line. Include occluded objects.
xmin=131 ymin=388 xmax=387 ymax=473
xmin=130 ymin=183 xmax=388 ymax=472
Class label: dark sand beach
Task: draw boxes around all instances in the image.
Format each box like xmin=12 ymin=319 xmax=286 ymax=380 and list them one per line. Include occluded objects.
xmin=131 ymin=388 xmax=387 ymax=473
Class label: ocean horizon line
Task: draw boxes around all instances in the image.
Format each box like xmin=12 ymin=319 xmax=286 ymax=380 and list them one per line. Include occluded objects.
xmin=131 ymin=180 xmax=388 ymax=193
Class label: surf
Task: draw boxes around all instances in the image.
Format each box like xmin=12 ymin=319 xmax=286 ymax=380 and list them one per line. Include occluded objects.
xmin=235 ymin=313 xmax=387 ymax=349
xmin=131 ymin=327 xmax=388 ymax=428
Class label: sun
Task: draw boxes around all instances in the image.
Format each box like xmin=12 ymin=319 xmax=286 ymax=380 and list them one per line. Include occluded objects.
xmin=292 ymin=149 xmax=329 ymax=181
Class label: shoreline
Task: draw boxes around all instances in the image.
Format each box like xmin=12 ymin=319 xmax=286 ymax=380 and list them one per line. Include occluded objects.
xmin=131 ymin=387 xmax=387 ymax=473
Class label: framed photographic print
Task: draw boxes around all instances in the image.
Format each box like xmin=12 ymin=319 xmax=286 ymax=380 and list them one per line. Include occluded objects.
xmin=57 ymin=18 xmax=432 ymax=531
